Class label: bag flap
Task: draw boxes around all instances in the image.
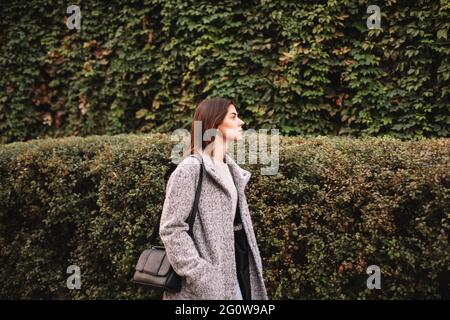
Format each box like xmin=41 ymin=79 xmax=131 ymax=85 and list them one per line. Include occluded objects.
xmin=135 ymin=248 xmax=171 ymax=277
xmin=135 ymin=249 xmax=151 ymax=272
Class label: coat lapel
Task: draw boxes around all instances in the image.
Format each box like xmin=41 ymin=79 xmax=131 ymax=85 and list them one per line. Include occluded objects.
xmin=225 ymin=153 xmax=251 ymax=195
xmin=199 ymin=152 xmax=230 ymax=196
xmin=224 ymin=155 xmax=266 ymax=290
xmin=195 ymin=152 xmax=266 ymax=297
xmin=198 ymin=152 xmax=251 ymax=198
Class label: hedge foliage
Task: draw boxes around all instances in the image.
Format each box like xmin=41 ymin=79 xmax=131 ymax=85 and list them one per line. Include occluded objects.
xmin=0 ymin=134 xmax=449 ymax=299
xmin=1 ymin=0 xmax=449 ymax=144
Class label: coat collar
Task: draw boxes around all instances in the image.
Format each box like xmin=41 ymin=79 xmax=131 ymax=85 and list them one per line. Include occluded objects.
xmin=194 ymin=151 xmax=251 ymax=197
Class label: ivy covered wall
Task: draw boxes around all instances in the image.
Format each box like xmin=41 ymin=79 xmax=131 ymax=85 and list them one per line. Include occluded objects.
xmin=0 ymin=0 xmax=449 ymax=143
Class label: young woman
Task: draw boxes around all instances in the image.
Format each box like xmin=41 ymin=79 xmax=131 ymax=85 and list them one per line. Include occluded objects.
xmin=159 ymin=98 xmax=268 ymax=300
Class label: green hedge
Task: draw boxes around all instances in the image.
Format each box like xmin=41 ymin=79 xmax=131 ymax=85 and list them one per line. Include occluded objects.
xmin=0 ymin=134 xmax=449 ymax=299
xmin=1 ymin=0 xmax=449 ymax=144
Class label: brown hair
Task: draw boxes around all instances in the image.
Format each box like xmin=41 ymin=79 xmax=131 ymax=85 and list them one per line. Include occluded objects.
xmin=189 ymin=97 xmax=234 ymax=155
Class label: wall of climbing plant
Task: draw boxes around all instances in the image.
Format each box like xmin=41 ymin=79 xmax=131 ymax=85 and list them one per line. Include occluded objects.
xmin=0 ymin=0 xmax=449 ymax=144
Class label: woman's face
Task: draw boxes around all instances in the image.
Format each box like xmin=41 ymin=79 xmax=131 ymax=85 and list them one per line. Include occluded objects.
xmin=218 ymin=104 xmax=245 ymax=141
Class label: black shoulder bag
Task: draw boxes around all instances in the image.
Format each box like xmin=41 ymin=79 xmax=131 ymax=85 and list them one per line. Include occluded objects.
xmin=131 ymin=156 xmax=204 ymax=293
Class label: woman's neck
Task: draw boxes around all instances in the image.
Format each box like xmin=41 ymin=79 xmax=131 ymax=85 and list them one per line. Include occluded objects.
xmin=210 ymin=136 xmax=227 ymax=164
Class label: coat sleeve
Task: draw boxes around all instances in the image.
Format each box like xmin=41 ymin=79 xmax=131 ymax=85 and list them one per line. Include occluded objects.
xmin=159 ymin=160 xmax=212 ymax=287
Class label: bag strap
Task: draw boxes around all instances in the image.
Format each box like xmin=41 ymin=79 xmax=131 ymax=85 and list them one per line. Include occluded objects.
xmin=149 ymin=155 xmax=204 ymax=245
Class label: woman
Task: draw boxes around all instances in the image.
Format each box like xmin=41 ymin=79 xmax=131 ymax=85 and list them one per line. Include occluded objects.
xmin=159 ymin=98 xmax=268 ymax=300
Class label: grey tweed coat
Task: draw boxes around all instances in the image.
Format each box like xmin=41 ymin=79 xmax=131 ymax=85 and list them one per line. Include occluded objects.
xmin=159 ymin=152 xmax=268 ymax=300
